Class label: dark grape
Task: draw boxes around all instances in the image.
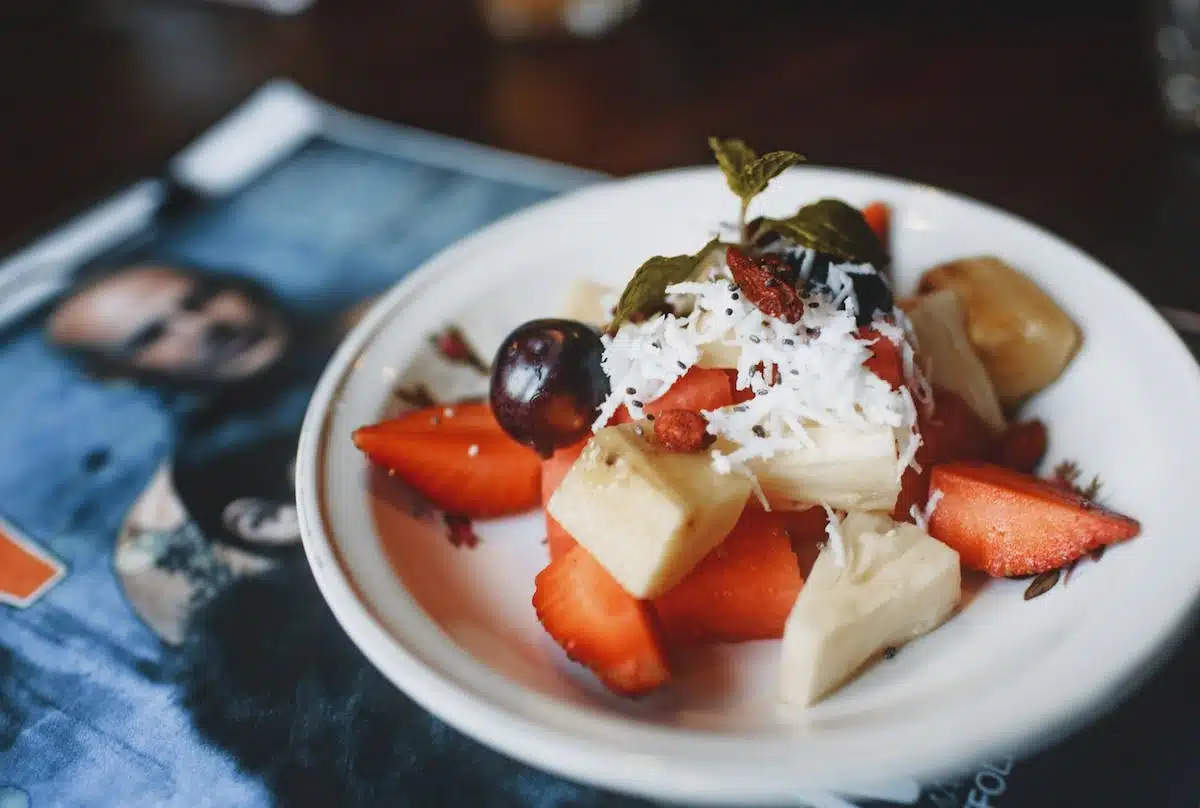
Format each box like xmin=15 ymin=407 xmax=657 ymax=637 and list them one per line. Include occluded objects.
xmin=785 ymin=250 xmax=894 ymax=326
xmin=489 ymin=318 xmax=609 ymax=458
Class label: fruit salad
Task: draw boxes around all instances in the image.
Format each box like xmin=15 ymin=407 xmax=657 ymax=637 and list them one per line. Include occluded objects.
xmin=353 ymin=140 xmax=1141 ymax=706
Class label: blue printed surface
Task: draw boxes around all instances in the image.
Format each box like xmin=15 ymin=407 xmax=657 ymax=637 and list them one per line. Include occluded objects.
xmin=0 ymin=134 xmax=592 ymax=808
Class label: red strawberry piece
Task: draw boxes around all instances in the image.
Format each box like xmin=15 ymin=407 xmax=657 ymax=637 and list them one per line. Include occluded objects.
xmin=893 ymin=386 xmax=992 ymax=522
xmin=856 ymin=327 xmax=905 ymax=390
xmin=922 ymin=387 xmax=992 ymax=467
xmin=862 ymin=202 xmax=891 ymax=254
xmin=892 ymin=464 xmax=932 ymax=523
xmin=541 ymin=439 xmax=587 ymax=508
xmin=727 ymin=369 xmax=756 ymax=405
xmin=777 ymin=504 xmax=829 ymax=577
xmin=353 ymin=407 xmax=541 ymax=519
xmin=546 ymin=519 xmax=578 ymax=562
xmin=533 ymin=545 xmax=671 ymax=696
xmin=375 ymin=402 xmax=501 ymax=434
xmin=542 ymin=440 xmax=586 ymax=561
xmin=615 ymin=367 xmax=736 ymax=422
xmin=653 ymin=508 xmax=803 ymax=645
xmin=991 ymin=420 xmax=1048 ymax=474
xmin=927 ymin=461 xmax=1140 ymax=577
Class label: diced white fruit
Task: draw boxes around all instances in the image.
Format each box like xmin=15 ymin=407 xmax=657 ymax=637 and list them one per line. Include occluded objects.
xmin=693 ymin=312 xmax=742 ymax=370
xmin=779 ymin=512 xmax=961 ymax=706
xmin=560 ymin=279 xmax=615 ymax=329
xmin=903 ymin=288 xmax=1006 ymax=432
xmin=746 ymin=425 xmax=901 ymax=512
xmin=546 ymin=424 xmax=751 ymax=598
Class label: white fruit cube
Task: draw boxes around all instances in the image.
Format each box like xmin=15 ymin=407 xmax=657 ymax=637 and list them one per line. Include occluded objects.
xmin=904 ymin=288 xmax=1006 ymax=432
xmin=780 ymin=512 xmax=961 ymax=706
xmin=546 ymin=424 xmax=752 ymax=598
xmin=748 ymin=425 xmax=901 ymax=512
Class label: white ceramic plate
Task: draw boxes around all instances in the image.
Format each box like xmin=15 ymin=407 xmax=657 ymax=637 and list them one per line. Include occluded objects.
xmin=296 ymin=166 xmax=1200 ymax=806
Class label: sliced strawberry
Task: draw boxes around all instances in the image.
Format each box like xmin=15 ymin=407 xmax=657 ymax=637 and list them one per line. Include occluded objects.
xmin=353 ymin=415 xmax=541 ymax=519
xmin=371 ymin=402 xmax=500 ymax=435
xmin=727 ymin=369 xmax=756 ymax=405
xmin=927 ymin=461 xmax=1140 ymax=577
xmin=922 ymin=387 xmax=992 ymax=467
xmin=615 ymin=367 xmax=736 ymax=422
xmin=892 ymin=465 xmax=932 ymax=523
xmin=542 ymin=440 xmax=586 ymax=561
xmin=862 ymin=201 xmax=891 ymax=254
xmin=546 ymin=518 xmax=578 ymax=562
xmin=541 ymin=439 xmax=587 ymax=508
xmin=533 ymin=545 xmax=671 ymax=695
xmin=653 ymin=508 xmax=803 ymax=645
xmin=893 ymin=386 xmax=992 ymax=522
xmin=857 ymin=327 xmax=904 ymax=390
xmin=777 ymin=504 xmax=828 ymax=577
xmin=991 ymin=420 xmax=1048 ymax=474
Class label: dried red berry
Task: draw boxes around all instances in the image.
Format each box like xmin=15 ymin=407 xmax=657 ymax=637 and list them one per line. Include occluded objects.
xmin=726 ymin=246 xmax=806 ymax=323
xmin=653 ymin=409 xmax=714 ymax=452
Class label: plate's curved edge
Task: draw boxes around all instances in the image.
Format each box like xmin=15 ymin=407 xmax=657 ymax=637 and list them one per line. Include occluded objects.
xmin=295 ymin=164 xmax=1200 ymax=804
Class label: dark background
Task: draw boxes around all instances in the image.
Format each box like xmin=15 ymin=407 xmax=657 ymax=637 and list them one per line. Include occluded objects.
xmin=2 ymin=0 xmax=1198 ymax=310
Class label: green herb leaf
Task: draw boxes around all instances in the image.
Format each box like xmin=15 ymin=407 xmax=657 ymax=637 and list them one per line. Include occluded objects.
xmin=754 ymin=198 xmax=888 ymax=267
xmin=709 ymin=138 xmax=757 ymax=191
xmin=1052 ymin=459 xmax=1103 ymax=502
xmin=1052 ymin=460 xmax=1081 ymax=486
xmin=1080 ymin=476 xmax=1103 ymax=501
xmin=709 ymin=138 xmax=804 ymax=235
xmin=609 ymin=238 xmax=726 ymax=329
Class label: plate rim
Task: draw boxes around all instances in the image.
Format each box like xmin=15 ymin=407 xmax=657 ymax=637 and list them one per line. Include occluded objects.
xmin=296 ymin=164 xmax=1200 ymax=804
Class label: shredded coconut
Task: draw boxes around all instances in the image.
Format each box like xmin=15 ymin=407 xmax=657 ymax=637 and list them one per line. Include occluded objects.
xmin=924 ymin=488 xmax=944 ymax=522
xmin=909 ymin=488 xmax=945 ymax=531
xmin=593 ymin=248 xmax=923 ymax=484
xmin=823 ymin=504 xmax=846 ymax=567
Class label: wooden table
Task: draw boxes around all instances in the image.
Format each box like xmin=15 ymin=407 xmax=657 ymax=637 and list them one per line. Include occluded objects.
xmin=2 ymin=0 xmax=1196 ymax=308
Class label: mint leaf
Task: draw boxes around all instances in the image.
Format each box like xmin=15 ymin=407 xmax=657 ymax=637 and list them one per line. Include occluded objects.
xmin=709 ymin=138 xmax=804 ymax=237
xmin=610 ymin=238 xmax=726 ymax=329
xmin=754 ymin=198 xmax=888 ymax=267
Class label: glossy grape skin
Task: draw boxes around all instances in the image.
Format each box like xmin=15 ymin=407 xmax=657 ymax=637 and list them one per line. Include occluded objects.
xmin=489 ymin=318 xmax=610 ymax=458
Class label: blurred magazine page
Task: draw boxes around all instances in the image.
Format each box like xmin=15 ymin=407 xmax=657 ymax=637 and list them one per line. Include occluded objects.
xmin=0 ymin=82 xmax=602 ymax=808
